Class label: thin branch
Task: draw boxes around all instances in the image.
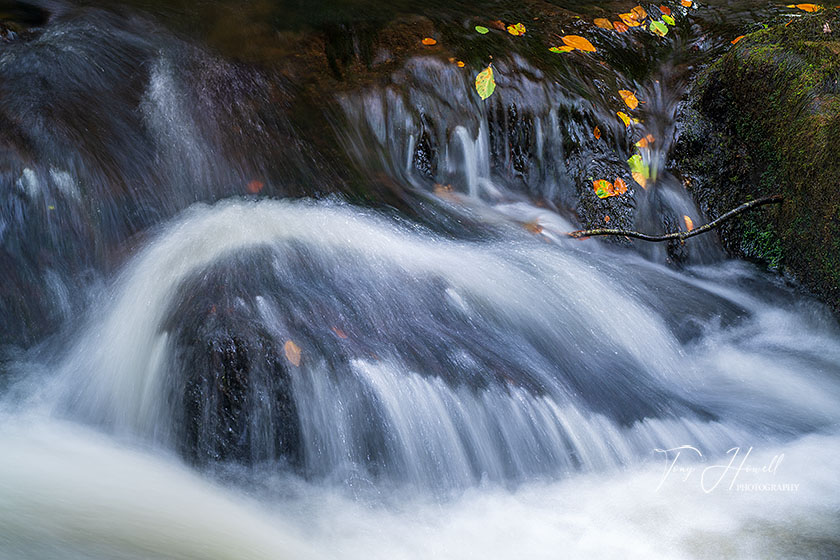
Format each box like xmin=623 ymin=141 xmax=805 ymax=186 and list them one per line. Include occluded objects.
xmin=568 ymin=194 xmax=784 ymax=242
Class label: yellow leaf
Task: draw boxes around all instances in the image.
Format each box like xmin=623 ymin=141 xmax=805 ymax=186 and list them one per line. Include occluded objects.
xmin=456 ymin=60 xmax=465 ymax=67
xmin=787 ymin=3 xmax=823 ymax=11
xmin=684 ymin=215 xmax=694 ymax=231
xmin=507 ymin=22 xmax=527 ymax=36
xmin=617 ymin=111 xmax=632 ymax=127
xmin=632 ymin=171 xmax=647 ymax=189
xmin=594 ymin=18 xmax=614 ymax=29
xmin=284 ymin=340 xmax=301 ymax=366
xmin=631 ymin=6 xmax=649 ymax=21
xmin=619 ymin=89 xmax=639 ymax=109
xmin=562 ymin=35 xmax=597 ymax=52
xmin=619 ymin=13 xmax=642 ymax=27
xmin=421 ymin=37 xmax=437 ymax=45
xmin=475 ymin=65 xmax=496 ymax=100
xmin=593 ymin=125 xmax=601 ymax=140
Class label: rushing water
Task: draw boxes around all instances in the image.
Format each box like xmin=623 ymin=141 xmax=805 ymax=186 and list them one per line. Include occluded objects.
xmin=1 ymin=1 xmax=839 ymax=558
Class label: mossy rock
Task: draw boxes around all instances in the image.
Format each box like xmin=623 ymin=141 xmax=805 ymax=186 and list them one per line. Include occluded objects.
xmin=677 ymin=8 xmax=840 ymax=311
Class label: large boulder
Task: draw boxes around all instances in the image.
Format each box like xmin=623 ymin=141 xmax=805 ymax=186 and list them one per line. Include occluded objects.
xmin=677 ymin=9 xmax=840 ymax=310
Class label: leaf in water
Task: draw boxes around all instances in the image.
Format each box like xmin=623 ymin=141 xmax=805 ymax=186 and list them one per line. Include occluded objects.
xmin=284 ymin=340 xmax=302 ymax=366
xmin=549 ymin=45 xmax=575 ymax=53
xmin=731 ymin=35 xmax=745 ymax=44
xmin=619 ymin=89 xmax=640 ymax=109
xmin=619 ymin=13 xmax=642 ymax=27
xmin=594 ymin=125 xmax=601 ymax=139
xmin=475 ymin=25 xmax=490 ymax=34
xmin=562 ymin=35 xmax=597 ymax=52
xmin=613 ymin=177 xmax=628 ymax=195
xmin=456 ymin=60 xmax=465 ymax=67
xmin=507 ymin=22 xmax=527 ymax=36
xmin=421 ymin=37 xmax=437 ymax=45
xmin=680 ymin=0 xmax=693 ymax=7
xmin=663 ymin=14 xmax=676 ymax=25
xmin=593 ymin=179 xmax=613 ymax=198
xmin=594 ymin=18 xmax=614 ymax=29
xmin=331 ymin=327 xmax=348 ymax=339
xmin=631 ymin=6 xmax=649 ymax=21
xmin=247 ymin=180 xmax=265 ymax=193
xmin=635 ymin=134 xmax=656 ymax=148
xmin=617 ymin=111 xmax=632 ymax=127
xmin=614 ymin=21 xmax=630 ymax=32
xmin=632 ymin=172 xmax=647 ymax=188
xmin=475 ymin=65 xmax=496 ymax=100
xmin=628 ymin=153 xmax=650 ymax=188
xmin=787 ymin=3 xmax=823 ymax=11
xmin=523 ymin=220 xmax=544 ymax=233
xmin=650 ymin=20 xmax=669 ymax=36
xmin=660 ymin=5 xmax=672 ymax=15
xmin=684 ymin=215 xmax=695 ymax=231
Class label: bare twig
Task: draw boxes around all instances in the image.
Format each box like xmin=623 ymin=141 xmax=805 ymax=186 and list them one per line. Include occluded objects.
xmin=568 ymin=194 xmax=784 ymax=242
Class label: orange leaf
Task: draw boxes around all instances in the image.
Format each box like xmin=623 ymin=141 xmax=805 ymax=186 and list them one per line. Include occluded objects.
xmin=247 ymin=180 xmax=265 ymax=194
xmin=604 ymin=215 xmax=611 ymax=223
xmin=456 ymin=60 xmax=465 ymax=67
xmin=635 ymin=134 xmax=655 ymax=148
xmin=617 ymin=111 xmax=632 ymax=127
xmin=523 ymin=220 xmax=544 ymax=233
xmin=594 ymin=18 xmax=614 ymax=29
xmin=660 ymin=5 xmax=672 ymax=15
xmin=284 ymin=340 xmax=302 ymax=366
xmin=421 ymin=37 xmax=437 ymax=45
xmin=731 ymin=35 xmax=745 ymax=44
xmin=331 ymin=327 xmax=348 ymax=339
xmin=489 ymin=20 xmax=506 ymax=30
xmin=631 ymin=6 xmax=649 ymax=21
xmin=562 ymin=35 xmax=597 ymax=52
xmin=684 ymin=215 xmax=694 ymax=231
xmin=619 ymin=89 xmax=639 ymax=109
xmin=613 ymin=21 xmax=630 ymax=32
xmin=507 ymin=22 xmax=526 ymax=36
xmin=613 ymin=177 xmax=628 ymax=195
xmin=593 ymin=125 xmax=601 ymax=140
xmin=680 ymin=0 xmax=692 ymax=7
xmin=593 ymin=179 xmax=614 ymax=198
xmin=619 ymin=13 xmax=642 ymax=27
xmin=632 ymin=171 xmax=647 ymax=189
xmin=787 ymin=3 xmax=823 ymax=11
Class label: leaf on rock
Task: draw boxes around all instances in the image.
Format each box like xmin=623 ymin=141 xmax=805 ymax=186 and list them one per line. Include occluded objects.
xmin=475 ymin=25 xmax=490 ymax=34
xmin=680 ymin=0 xmax=693 ymax=7
xmin=593 ymin=179 xmax=613 ymax=198
xmin=731 ymin=35 xmax=745 ymax=44
xmin=660 ymin=5 xmax=672 ymax=15
xmin=549 ymin=45 xmax=575 ymax=53
xmin=422 ymin=37 xmax=437 ymax=45
xmin=663 ymin=14 xmax=676 ymax=25
xmin=684 ymin=215 xmax=695 ymax=231
xmin=619 ymin=13 xmax=642 ymax=27
xmin=594 ymin=18 xmax=614 ymax=29
xmin=614 ymin=21 xmax=630 ymax=32
xmin=787 ymin=4 xmax=823 ymax=11
xmin=507 ymin=22 xmax=527 ymax=36
xmin=650 ymin=20 xmax=669 ymax=36
xmin=631 ymin=6 xmax=649 ymax=21
xmin=562 ymin=35 xmax=597 ymax=52
xmin=284 ymin=340 xmax=302 ymax=366
xmin=617 ymin=111 xmax=632 ymax=126
xmin=619 ymin=89 xmax=640 ymax=109
xmin=593 ymin=125 xmax=601 ymax=139
xmin=475 ymin=65 xmax=496 ymax=100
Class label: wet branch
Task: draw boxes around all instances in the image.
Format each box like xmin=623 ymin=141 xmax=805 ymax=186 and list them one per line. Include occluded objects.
xmin=568 ymin=194 xmax=784 ymax=242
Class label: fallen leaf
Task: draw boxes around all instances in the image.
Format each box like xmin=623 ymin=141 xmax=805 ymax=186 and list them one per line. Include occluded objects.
xmin=594 ymin=125 xmax=601 ymax=139
xmin=680 ymin=0 xmax=693 ymax=7
xmin=614 ymin=21 xmax=630 ymax=32
xmin=731 ymin=35 xmax=745 ymax=44
xmin=619 ymin=13 xmax=642 ymax=27
xmin=631 ymin=6 xmax=649 ymax=21
xmin=787 ymin=3 xmax=823 ymax=11
xmin=475 ymin=25 xmax=490 ymax=34
xmin=632 ymin=171 xmax=648 ymax=189
xmin=422 ymin=37 xmax=437 ymax=45
xmin=562 ymin=35 xmax=597 ymax=52
xmin=613 ymin=177 xmax=628 ymax=195
xmin=593 ymin=179 xmax=614 ymax=198
xmin=594 ymin=18 xmax=614 ymax=29
xmin=284 ymin=340 xmax=301 ymax=366
xmin=650 ymin=20 xmax=669 ymax=36
xmin=660 ymin=5 xmax=672 ymax=15
xmin=604 ymin=215 xmax=611 ymax=223
xmin=617 ymin=111 xmax=632 ymax=126
xmin=549 ymin=45 xmax=575 ymax=53
xmin=663 ymin=14 xmax=676 ymax=25
xmin=635 ymin=133 xmax=656 ymax=148
xmin=507 ymin=22 xmax=527 ymax=36
xmin=619 ymin=89 xmax=640 ymax=109
xmin=247 ymin=180 xmax=265 ymax=193
xmin=475 ymin=65 xmax=496 ymax=100
xmin=684 ymin=215 xmax=695 ymax=231
xmin=523 ymin=220 xmax=544 ymax=233
xmin=489 ymin=20 xmax=506 ymax=30
xmin=332 ymin=327 xmax=348 ymax=339
xmin=456 ymin=60 xmax=465 ymax=67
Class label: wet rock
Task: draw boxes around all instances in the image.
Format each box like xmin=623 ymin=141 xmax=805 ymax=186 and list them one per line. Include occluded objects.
xmin=676 ymin=8 xmax=840 ymax=311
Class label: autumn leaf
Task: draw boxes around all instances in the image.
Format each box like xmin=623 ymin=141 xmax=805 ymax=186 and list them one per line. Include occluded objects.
xmin=475 ymin=25 xmax=490 ymax=34
xmin=284 ymin=340 xmax=302 ymax=366
xmin=422 ymin=37 xmax=437 ymax=45
xmin=489 ymin=20 xmax=506 ymax=30
xmin=549 ymin=45 xmax=575 ymax=53
xmin=663 ymin=14 xmax=676 ymax=25
xmin=523 ymin=220 xmax=544 ymax=233
xmin=684 ymin=215 xmax=695 ymax=231
xmin=594 ymin=18 xmax=614 ymax=29
xmin=593 ymin=125 xmax=601 ymax=139
xmin=787 ymin=3 xmax=823 ymax=11
xmin=619 ymin=13 xmax=642 ymax=27
xmin=456 ymin=60 xmax=465 ymax=67
xmin=613 ymin=21 xmax=630 ymax=32
xmin=619 ymin=89 xmax=640 ymax=109
xmin=632 ymin=172 xmax=647 ymax=188
xmin=650 ymin=20 xmax=669 ymax=36
xmin=635 ymin=134 xmax=655 ymax=148
xmin=247 ymin=180 xmax=265 ymax=194
xmin=613 ymin=177 xmax=628 ymax=195
xmin=680 ymin=0 xmax=693 ymax=7
xmin=507 ymin=22 xmax=527 ymax=36
xmin=631 ymin=6 xmax=649 ymax=21
xmin=731 ymin=35 xmax=745 ymax=44
xmin=604 ymin=215 xmax=611 ymax=223
xmin=628 ymin=154 xmax=650 ymax=188
xmin=475 ymin=65 xmax=496 ymax=100
xmin=593 ymin=179 xmax=613 ymax=198
xmin=331 ymin=327 xmax=348 ymax=339
xmin=562 ymin=35 xmax=597 ymax=52
xmin=617 ymin=111 xmax=632 ymax=126
xmin=660 ymin=5 xmax=672 ymax=15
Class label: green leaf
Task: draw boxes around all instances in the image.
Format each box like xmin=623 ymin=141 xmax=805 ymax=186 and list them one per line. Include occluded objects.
xmin=662 ymin=14 xmax=676 ymax=25
xmin=593 ymin=179 xmax=613 ymax=199
xmin=549 ymin=46 xmax=575 ymax=53
xmin=627 ymin=154 xmax=650 ymax=178
xmin=475 ymin=66 xmax=496 ymax=100
xmin=650 ymin=20 xmax=669 ymax=37
xmin=475 ymin=25 xmax=489 ymax=34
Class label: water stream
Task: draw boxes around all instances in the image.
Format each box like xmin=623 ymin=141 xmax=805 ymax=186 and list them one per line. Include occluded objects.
xmin=1 ymin=1 xmax=839 ymax=558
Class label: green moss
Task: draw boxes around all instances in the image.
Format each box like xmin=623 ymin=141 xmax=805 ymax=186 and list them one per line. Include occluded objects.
xmin=741 ymin=217 xmax=783 ymax=270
